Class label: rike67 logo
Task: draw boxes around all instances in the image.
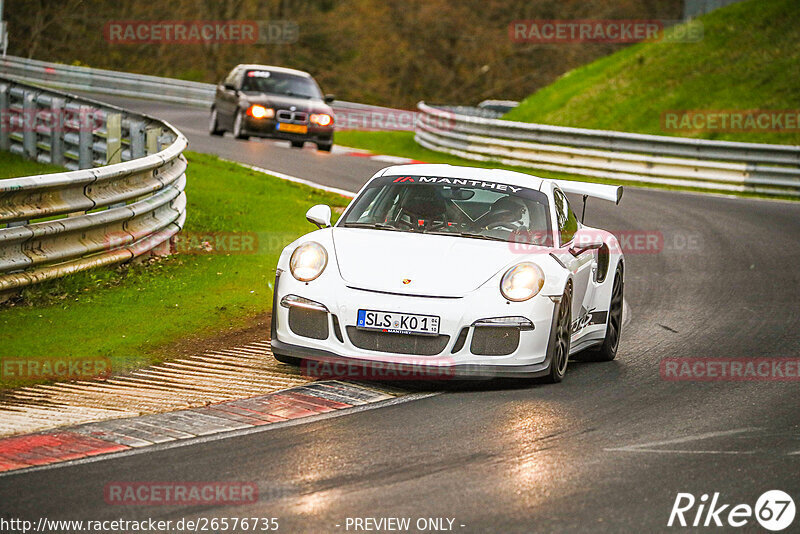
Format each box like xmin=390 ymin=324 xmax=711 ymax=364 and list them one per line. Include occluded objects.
xmin=669 ymin=491 xmax=796 ymax=531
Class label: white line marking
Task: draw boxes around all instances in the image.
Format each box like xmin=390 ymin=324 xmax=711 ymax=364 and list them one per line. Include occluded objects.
xmin=224 ymin=160 xmax=357 ymax=198
xmin=605 ymin=427 xmax=762 ymax=455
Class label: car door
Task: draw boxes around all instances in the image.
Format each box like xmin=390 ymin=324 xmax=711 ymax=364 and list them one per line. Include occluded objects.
xmin=216 ymin=67 xmax=240 ymax=129
xmin=553 ymin=188 xmax=594 ymax=330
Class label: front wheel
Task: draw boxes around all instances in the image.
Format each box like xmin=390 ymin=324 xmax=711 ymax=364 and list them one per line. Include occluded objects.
xmin=290 ymin=140 xmax=305 ymax=148
xmin=544 ymin=284 xmax=572 ymax=383
xmin=209 ymin=108 xmax=224 ymax=136
xmin=233 ymin=110 xmax=249 ymax=140
xmin=585 ymin=264 xmax=624 ymax=362
xmin=316 ymin=141 xmax=333 ymax=152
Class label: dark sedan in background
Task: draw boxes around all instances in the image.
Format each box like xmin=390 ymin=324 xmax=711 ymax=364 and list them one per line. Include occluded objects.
xmin=209 ymin=64 xmax=335 ymax=151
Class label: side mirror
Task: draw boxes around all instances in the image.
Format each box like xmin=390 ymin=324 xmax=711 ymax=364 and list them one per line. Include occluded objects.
xmin=569 ymin=234 xmax=604 ymax=255
xmin=224 ymin=83 xmax=237 ymax=92
xmin=324 ymin=94 xmax=335 ymax=104
xmin=306 ymin=204 xmax=332 ymax=229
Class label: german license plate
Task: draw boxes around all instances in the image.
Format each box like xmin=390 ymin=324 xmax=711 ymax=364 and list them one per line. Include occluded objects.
xmin=276 ymin=123 xmax=308 ymax=134
xmin=357 ymin=309 xmax=440 ymax=336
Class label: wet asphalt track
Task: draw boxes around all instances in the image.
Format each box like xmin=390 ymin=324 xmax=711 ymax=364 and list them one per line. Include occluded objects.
xmin=2 ymin=95 xmax=799 ymax=533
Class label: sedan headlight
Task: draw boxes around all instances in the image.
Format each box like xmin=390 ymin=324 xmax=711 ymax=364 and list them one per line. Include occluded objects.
xmin=247 ymin=105 xmax=274 ymax=119
xmin=290 ymin=242 xmax=328 ymax=281
xmin=310 ymin=113 xmax=333 ymax=127
xmin=500 ymin=262 xmax=545 ymax=302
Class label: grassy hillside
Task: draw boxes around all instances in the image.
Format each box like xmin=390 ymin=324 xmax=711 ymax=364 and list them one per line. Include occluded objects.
xmin=504 ymin=0 xmax=800 ymax=144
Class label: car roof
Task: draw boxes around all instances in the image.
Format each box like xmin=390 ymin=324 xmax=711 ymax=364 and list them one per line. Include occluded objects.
xmin=377 ymin=164 xmax=546 ymax=193
xmin=234 ymin=64 xmax=313 ymax=78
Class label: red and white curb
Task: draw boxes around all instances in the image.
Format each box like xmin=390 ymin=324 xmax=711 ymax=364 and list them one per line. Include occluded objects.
xmin=0 ymin=381 xmax=402 ymax=474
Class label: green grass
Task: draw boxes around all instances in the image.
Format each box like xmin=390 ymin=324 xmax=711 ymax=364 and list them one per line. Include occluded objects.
xmin=0 ymin=151 xmax=64 ymax=179
xmin=0 ymin=151 xmax=351 ymax=390
xmin=503 ymin=0 xmax=800 ymax=145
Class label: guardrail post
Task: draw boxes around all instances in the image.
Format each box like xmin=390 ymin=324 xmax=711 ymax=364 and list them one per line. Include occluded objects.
xmin=50 ymin=96 xmax=65 ymax=166
xmin=0 ymin=82 xmax=8 ymax=151
xmin=145 ymin=126 xmax=162 ymax=155
xmin=78 ymin=105 xmax=92 ymax=169
xmin=129 ymin=119 xmax=145 ymax=159
xmin=22 ymin=90 xmax=36 ymax=159
xmin=105 ymin=112 xmax=121 ymax=165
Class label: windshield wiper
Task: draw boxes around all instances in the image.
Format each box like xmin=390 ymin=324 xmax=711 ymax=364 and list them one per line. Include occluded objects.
xmin=343 ymin=222 xmax=401 ymax=231
xmin=425 ymin=230 xmax=507 ymax=242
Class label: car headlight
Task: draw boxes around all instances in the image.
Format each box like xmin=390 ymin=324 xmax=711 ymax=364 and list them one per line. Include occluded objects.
xmin=247 ymin=105 xmax=274 ymax=119
xmin=500 ymin=262 xmax=545 ymax=302
xmin=290 ymin=242 xmax=328 ymax=282
xmin=310 ymin=113 xmax=333 ymax=126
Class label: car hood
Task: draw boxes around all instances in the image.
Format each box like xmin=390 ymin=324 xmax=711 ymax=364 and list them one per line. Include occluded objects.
xmin=241 ymin=92 xmax=332 ymax=114
xmin=331 ymin=228 xmax=528 ymax=298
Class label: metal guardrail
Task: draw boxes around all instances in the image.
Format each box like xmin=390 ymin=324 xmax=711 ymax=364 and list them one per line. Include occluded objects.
xmin=416 ymin=102 xmax=800 ymax=197
xmin=0 ymin=55 xmax=407 ymax=122
xmin=1 ymin=55 xmax=214 ymax=107
xmin=0 ymin=77 xmax=187 ymax=292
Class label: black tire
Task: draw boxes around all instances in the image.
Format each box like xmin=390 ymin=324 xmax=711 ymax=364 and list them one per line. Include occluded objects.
xmin=273 ymin=352 xmax=302 ymax=366
xmin=233 ymin=110 xmax=249 ymax=140
xmin=290 ymin=140 xmax=305 ymax=148
xmin=209 ymin=108 xmax=224 ymax=136
xmin=316 ymin=141 xmax=333 ymax=152
xmin=544 ymin=284 xmax=572 ymax=383
xmin=584 ymin=264 xmax=624 ymax=362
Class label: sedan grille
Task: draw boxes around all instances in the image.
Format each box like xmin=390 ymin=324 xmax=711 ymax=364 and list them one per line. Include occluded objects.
xmin=346 ymin=327 xmax=450 ymax=356
xmin=276 ymin=110 xmax=308 ymax=123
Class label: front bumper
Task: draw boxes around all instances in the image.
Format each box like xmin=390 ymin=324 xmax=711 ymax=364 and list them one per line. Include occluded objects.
xmin=243 ymin=117 xmax=333 ymax=143
xmin=271 ymin=270 xmax=558 ymax=379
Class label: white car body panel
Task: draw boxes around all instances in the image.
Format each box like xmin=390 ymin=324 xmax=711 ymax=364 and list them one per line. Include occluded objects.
xmin=272 ymin=164 xmax=624 ymax=378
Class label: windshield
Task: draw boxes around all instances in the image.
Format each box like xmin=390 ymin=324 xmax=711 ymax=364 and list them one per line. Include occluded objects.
xmin=241 ymin=70 xmax=322 ymax=99
xmin=340 ymin=175 xmax=553 ymax=246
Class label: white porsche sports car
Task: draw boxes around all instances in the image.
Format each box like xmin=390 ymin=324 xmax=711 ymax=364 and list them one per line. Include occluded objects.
xmin=271 ymin=164 xmax=624 ymax=382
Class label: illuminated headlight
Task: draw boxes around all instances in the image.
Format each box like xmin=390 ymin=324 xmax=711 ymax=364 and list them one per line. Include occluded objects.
xmin=310 ymin=113 xmax=333 ymax=127
xmin=500 ymin=262 xmax=545 ymax=302
xmin=247 ymin=105 xmax=274 ymax=119
xmin=289 ymin=242 xmax=328 ymax=282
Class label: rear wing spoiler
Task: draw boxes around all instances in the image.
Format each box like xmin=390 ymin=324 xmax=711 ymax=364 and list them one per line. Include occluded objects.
xmin=553 ymin=180 xmax=623 ymax=204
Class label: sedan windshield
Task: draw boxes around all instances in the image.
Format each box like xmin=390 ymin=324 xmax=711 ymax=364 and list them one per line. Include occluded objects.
xmin=340 ymin=175 xmax=553 ymax=246
xmin=241 ymin=70 xmax=322 ymax=99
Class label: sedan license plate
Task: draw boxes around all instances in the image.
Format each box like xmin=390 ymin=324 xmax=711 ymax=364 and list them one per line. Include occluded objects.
xmin=357 ymin=309 xmax=440 ymax=336
xmin=276 ymin=123 xmax=308 ymax=134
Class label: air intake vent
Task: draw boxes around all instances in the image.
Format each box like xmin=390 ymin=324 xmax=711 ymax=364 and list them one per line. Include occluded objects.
xmin=470 ymin=327 xmax=520 ymax=356
xmin=346 ymin=327 xmax=449 ymax=356
xmin=288 ymin=307 xmax=329 ymax=340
